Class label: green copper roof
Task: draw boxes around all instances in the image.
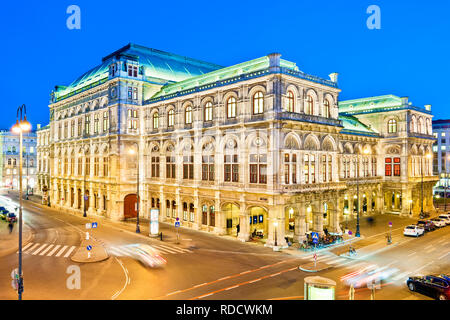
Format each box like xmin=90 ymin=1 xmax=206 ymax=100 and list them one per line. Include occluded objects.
xmin=150 ymin=56 xmax=300 ymax=99
xmin=53 ymin=43 xmax=223 ymax=101
xmin=338 ymin=95 xmax=403 ymax=113
xmin=339 ymin=114 xmax=379 ymax=135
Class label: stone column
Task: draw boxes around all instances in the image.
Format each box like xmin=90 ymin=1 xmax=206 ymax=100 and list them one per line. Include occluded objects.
xmin=214 ymin=195 xmax=225 ymax=235
xmin=294 ymin=204 xmax=307 ymax=243
xmin=237 ymin=203 xmax=250 ymax=242
xmin=160 ymin=188 xmax=166 ymax=222
xmin=193 ymin=190 xmax=200 ymax=230
xmin=176 ymin=189 xmax=182 ymax=220
xmin=266 ymin=205 xmax=287 ymax=247
xmin=88 ymin=185 xmax=95 ymax=214
xmin=73 ymin=182 xmax=79 ymax=209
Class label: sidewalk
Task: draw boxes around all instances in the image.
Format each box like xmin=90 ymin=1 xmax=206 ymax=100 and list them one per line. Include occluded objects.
xmin=0 ymin=219 xmax=33 ymax=257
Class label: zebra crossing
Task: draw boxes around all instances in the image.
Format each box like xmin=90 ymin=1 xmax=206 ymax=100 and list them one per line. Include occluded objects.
xmin=17 ymin=242 xmax=78 ymax=258
xmin=303 ymin=252 xmax=414 ymax=283
xmin=108 ymin=243 xmax=192 ymax=257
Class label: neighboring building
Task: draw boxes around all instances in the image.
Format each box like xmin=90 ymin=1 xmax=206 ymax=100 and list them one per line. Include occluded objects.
xmin=39 ymin=43 xmax=438 ymax=247
xmin=432 ymin=119 xmax=450 ymax=196
xmin=0 ymin=129 xmax=37 ymax=193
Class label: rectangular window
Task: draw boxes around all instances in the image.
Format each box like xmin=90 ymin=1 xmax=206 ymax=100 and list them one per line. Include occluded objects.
xmin=133 ymin=87 xmax=138 ymax=100
xmin=166 ymin=156 xmax=176 ymax=179
xmin=85 ymin=115 xmax=90 ymax=135
xmin=284 ymin=154 xmax=290 ymax=184
xmin=322 ymin=155 xmax=326 ymax=182
xmin=151 ymin=156 xmax=160 ymax=178
xmin=85 ymin=157 xmax=90 ymax=176
xmin=292 ymin=154 xmax=297 ymax=184
xmin=103 ymin=157 xmax=109 ymax=177
xmin=94 ymin=157 xmax=99 ymax=176
xmin=78 ymin=119 xmax=82 ymax=136
xmin=311 ymin=155 xmax=315 ymax=183
xmin=328 ymin=155 xmax=332 ymax=182
xmin=94 ymin=114 xmax=99 ymax=134
xmin=103 ymin=112 xmax=109 ymax=132
xmin=385 ymin=158 xmax=392 ymax=176
xmin=128 ymin=87 xmax=133 ymax=100
xmin=250 ymin=164 xmax=258 ymax=183
xmin=304 ymin=154 xmax=309 ymax=183
xmin=183 ymin=156 xmax=194 ymax=180
xmin=372 ymin=157 xmax=377 ymax=176
xmin=393 ymin=157 xmax=401 ymax=176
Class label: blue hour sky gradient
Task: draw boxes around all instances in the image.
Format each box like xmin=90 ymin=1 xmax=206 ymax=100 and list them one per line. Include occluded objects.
xmin=0 ymin=0 xmax=449 ymax=129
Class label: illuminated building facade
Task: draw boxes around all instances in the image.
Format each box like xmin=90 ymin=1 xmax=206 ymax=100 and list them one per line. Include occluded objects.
xmin=0 ymin=130 xmax=37 ymax=192
xmin=38 ymin=43 xmax=438 ymax=246
xmin=432 ymin=119 xmax=450 ymax=195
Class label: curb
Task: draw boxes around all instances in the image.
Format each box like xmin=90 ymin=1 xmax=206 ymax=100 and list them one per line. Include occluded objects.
xmin=298 ymin=263 xmax=331 ymax=273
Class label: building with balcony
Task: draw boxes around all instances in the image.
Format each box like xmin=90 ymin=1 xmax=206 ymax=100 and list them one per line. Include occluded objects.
xmin=432 ymin=119 xmax=450 ymax=196
xmin=0 ymin=129 xmax=37 ymax=193
xmin=38 ymin=43 xmax=438 ymax=247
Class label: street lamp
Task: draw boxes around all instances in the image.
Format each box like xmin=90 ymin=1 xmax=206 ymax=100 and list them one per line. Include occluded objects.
xmin=421 ymin=153 xmax=432 ymax=218
xmin=129 ymin=143 xmax=140 ymax=233
xmin=356 ymin=146 xmax=371 ymax=237
xmin=11 ymin=104 xmax=31 ymax=300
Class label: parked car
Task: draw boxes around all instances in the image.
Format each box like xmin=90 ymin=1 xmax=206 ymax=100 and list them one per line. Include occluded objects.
xmin=430 ymin=218 xmax=447 ymax=228
xmin=438 ymin=214 xmax=450 ymax=225
xmin=403 ymin=225 xmax=425 ymax=237
xmin=407 ymin=275 xmax=450 ymax=300
xmin=0 ymin=211 xmax=7 ymax=220
xmin=6 ymin=212 xmax=17 ymax=223
xmin=440 ymin=274 xmax=450 ymax=282
xmin=417 ymin=220 xmax=436 ymax=232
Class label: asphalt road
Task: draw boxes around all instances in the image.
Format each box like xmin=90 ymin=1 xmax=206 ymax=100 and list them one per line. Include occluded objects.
xmin=0 ymin=193 xmax=448 ymax=300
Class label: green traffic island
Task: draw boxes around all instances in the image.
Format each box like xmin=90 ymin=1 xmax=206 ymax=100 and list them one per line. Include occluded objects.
xmin=70 ymin=240 xmax=109 ymax=263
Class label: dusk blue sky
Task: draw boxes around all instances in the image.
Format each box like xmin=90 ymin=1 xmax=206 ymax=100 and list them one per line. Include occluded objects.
xmin=1 ymin=0 xmax=449 ymax=130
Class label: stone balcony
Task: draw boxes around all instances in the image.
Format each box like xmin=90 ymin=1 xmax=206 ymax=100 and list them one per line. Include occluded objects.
xmin=281 ymin=181 xmax=347 ymax=193
xmin=277 ymin=112 xmax=342 ymax=127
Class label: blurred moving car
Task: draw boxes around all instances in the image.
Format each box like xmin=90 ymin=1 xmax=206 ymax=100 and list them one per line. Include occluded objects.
xmin=341 ymin=263 xmax=399 ymax=288
xmin=430 ymin=218 xmax=446 ymax=228
xmin=417 ymin=220 xmax=436 ymax=232
xmin=6 ymin=212 xmax=17 ymax=223
xmin=407 ymin=275 xmax=450 ymax=300
xmin=121 ymin=244 xmax=166 ymax=268
xmin=403 ymin=225 xmax=425 ymax=237
xmin=438 ymin=214 xmax=450 ymax=225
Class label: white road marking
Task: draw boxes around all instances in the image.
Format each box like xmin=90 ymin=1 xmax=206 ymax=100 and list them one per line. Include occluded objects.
xmin=25 ymin=243 xmax=40 ymax=254
xmin=328 ymin=258 xmax=347 ymax=265
xmin=47 ymin=244 xmax=61 ymax=256
xmin=414 ymin=261 xmax=435 ymax=273
xmin=194 ymin=283 xmax=207 ymax=288
xmin=407 ymin=252 xmax=416 ymax=257
xmin=166 ymin=290 xmax=182 ymax=296
xmin=63 ymin=246 xmax=76 ymax=258
xmin=156 ymin=243 xmax=192 ymax=253
xmin=225 ymin=285 xmax=239 ymax=291
xmin=17 ymin=242 xmax=34 ymax=253
xmin=55 ymin=245 xmax=68 ymax=257
xmin=150 ymin=244 xmax=179 ymax=254
xmin=240 ymin=270 xmax=251 ymax=275
xmin=438 ymin=252 xmax=449 ymax=260
xmin=249 ymin=279 xmax=261 ymax=283
xmin=111 ymin=257 xmax=129 ymax=300
xmin=39 ymin=244 xmax=54 ymax=256
xmin=32 ymin=244 xmax=49 ymax=255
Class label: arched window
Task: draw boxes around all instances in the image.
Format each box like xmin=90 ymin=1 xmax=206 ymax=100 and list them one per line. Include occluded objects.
xmin=287 ymin=91 xmax=295 ymax=112
xmin=418 ymin=118 xmax=423 ymax=134
xmin=252 ymin=92 xmax=264 ymax=115
xmin=185 ymin=106 xmax=192 ymax=124
xmin=388 ymin=119 xmax=397 ymax=133
xmin=306 ymin=95 xmax=314 ymax=115
xmin=204 ymin=102 xmax=213 ymax=122
xmin=168 ymin=109 xmax=175 ymax=127
xmin=324 ymin=99 xmax=330 ymax=118
xmin=226 ymin=97 xmax=236 ymax=119
xmin=152 ymin=112 xmax=159 ymax=129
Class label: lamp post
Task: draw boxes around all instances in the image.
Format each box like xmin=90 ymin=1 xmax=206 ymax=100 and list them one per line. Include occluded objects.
xmin=11 ymin=104 xmax=31 ymax=300
xmin=421 ymin=153 xmax=432 ymax=217
xmin=129 ymin=143 xmax=140 ymax=233
xmin=273 ymin=221 xmax=278 ymax=247
xmin=356 ymin=147 xmax=371 ymax=237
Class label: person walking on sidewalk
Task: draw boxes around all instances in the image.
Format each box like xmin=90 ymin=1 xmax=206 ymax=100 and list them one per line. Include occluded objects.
xmin=8 ymin=221 xmax=14 ymax=234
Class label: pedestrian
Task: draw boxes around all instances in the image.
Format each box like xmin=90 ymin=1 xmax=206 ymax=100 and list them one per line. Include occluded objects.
xmin=8 ymin=222 xmax=13 ymax=234
xmin=236 ymin=224 xmax=240 ymax=236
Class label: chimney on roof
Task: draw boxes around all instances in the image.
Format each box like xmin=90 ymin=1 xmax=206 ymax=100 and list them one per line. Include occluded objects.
xmin=37 ymin=124 xmax=41 ymax=129
xmin=329 ymin=73 xmax=339 ymax=83
xmin=401 ymin=97 xmax=409 ymax=106
xmin=268 ymin=53 xmax=281 ymax=71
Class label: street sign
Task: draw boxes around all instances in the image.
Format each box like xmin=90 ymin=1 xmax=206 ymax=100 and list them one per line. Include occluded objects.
xmin=91 ymin=222 xmax=98 ymax=229
xmin=175 ymin=221 xmax=180 ymax=227
xmin=85 ymin=223 xmax=91 ymax=229
xmin=348 ymin=230 xmax=353 ymax=235
xmin=86 ymin=245 xmax=92 ymax=251
xmin=311 ymin=232 xmax=319 ymax=244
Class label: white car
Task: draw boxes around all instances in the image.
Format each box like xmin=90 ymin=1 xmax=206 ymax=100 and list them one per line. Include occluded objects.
xmin=431 ymin=218 xmax=446 ymax=228
xmin=438 ymin=214 xmax=450 ymax=225
xmin=403 ymin=225 xmax=424 ymax=237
